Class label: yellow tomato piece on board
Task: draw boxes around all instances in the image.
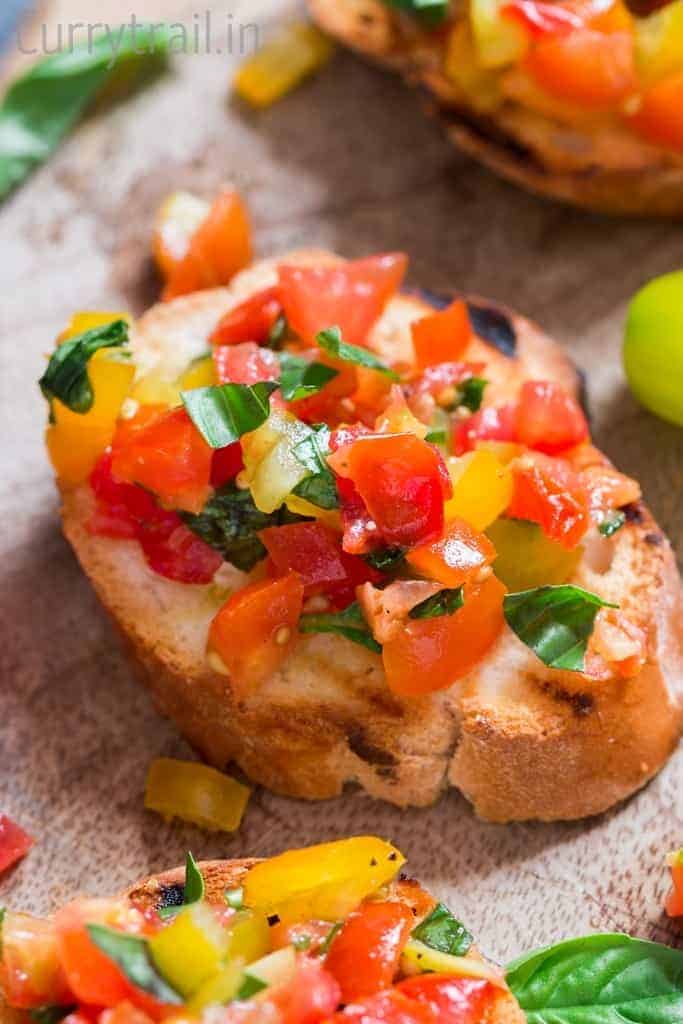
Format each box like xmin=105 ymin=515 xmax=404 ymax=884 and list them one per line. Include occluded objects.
xmin=486 ymin=518 xmax=581 ymax=591
xmin=149 ymin=904 xmax=229 ymax=998
xmin=145 ymin=758 xmax=251 ymax=832
xmin=234 ymin=23 xmax=334 ymax=108
xmin=242 ymin=837 xmax=405 ymax=926
xmin=444 ymin=450 xmax=513 ymax=530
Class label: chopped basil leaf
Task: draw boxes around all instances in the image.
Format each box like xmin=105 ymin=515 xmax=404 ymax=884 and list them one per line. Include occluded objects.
xmin=503 ymin=585 xmax=617 ymax=672
xmin=363 ymin=547 xmax=407 ymax=573
xmin=317 ymin=326 xmax=399 ymax=380
xmin=158 ymin=852 xmax=205 ymax=919
xmin=292 ymin=424 xmax=339 ymax=510
xmin=409 ymin=587 xmax=464 ymax=620
xmin=279 ymin=353 xmax=338 ymax=401
xmin=268 ymin=314 xmax=288 ymax=350
xmin=599 ymin=510 xmax=626 ymax=537
xmin=87 ymin=924 xmax=182 ymax=1003
xmin=39 ymin=319 xmax=129 ymax=414
xmin=459 ymin=377 xmax=488 ymax=413
xmin=299 ymin=601 xmax=381 ymax=654
xmin=0 ymin=25 xmax=171 ymax=203
xmin=425 ymin=429 xmax=448 ymax=444
xmin=181 ymin=483 xmax=307 ymax=572
xmin=225 ymin=886 xmax=244 ymax=909
xmin=382 ymin=0 xmax=449 ymax=25
xmin=319 ymin=921 xmax=343 ymax=956
xmin=237 ymin=975 xmax=268 ymax=1000
xmin=30 ymin=1008 xmax=76 ymax=1024
xmin=182 ymin=381 xmax=278 ymax=448
xmin=412 ymin=903 xmax=473 ymax=957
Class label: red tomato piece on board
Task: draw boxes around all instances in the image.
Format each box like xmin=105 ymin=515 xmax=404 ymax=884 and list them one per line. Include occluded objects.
xmin=214 ymin=341 xmax=281 ymax=385
xmin=516 ymin=380 xmax=589 ymax=454
xmin=0 ymin=815 xmax=33 ymax=875
xmin=278 ymin=254 xmax=407 ymax=348
xmin=524 ymin=29 xmax=636 ymax=109
xmin=411 ymin=300 xmax=471 ymax=370
xmin=210 ymin=287 xmax=283 ymax=346
xmin=325 ymin=901 xmax=414 ymax=1003
xmin=397 ymin=974 xmax=497 ymax=1024
xmin=453 ymin=404 xmax=518 ymax=455
xmin=406 ymin=517 xmax=497 ymax=588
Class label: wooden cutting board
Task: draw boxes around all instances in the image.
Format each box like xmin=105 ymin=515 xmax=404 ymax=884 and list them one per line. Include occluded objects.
xmin=1 ymin=0 xmax=681 ymax=964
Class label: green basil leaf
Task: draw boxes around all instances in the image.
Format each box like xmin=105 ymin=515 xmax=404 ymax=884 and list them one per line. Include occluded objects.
xmin=382 ymin=0 xmax=450 ymax=25
xmin=279 ymin=353 xmax=338 ymax=402
xmin=503 ymin=585 xmax=617 ymax=672
xmin=412 ymin=903 xmax=473 ymax=957
xmin=158 ymin=852 xmax=205 ymax=919
xmin=363 ymin=547 xmax=407 ymax=573
xmin=409 ymin=587 xmax=464 ymax=620
xmin=30 ymin=1008 xmax=76 ymax=1024
xmin=292 ymin=425 xmax=339 ymax=510
xmin=459 ymin=377 xmax=488 ymax=413
xmin=319 ymin=921 xmax=343 ymax=956
xmin=0 ymin=25 xmax=171 ymax=202
xmin=268 ymin=314 xmax=289 ymax=351
xmin=316 ymin=326 xmax=399 ymax=380
xmin=237 ymin=975 xmax=268 ymax=1000
xmin=425 ymin=429 xmax=448 ymax=445
xmin=299 ymin=601 xmax=381 ymax=654
xmin=182 ymin=381 xmax=278 ymax=448
xmin=87 ymin=924 xmax=182 ymax=1004
xmin=181 ymin=483 xmax=308 ymax=572
xmin=506 ymin=933 xmax=683 ymax=1024
xmin=599 ymin=510 xmax=626 ymax=538
xmin=225 ymin=886 xmax=244 ymax=910
xmin=39 ymin=319 xmax=129 ymax=414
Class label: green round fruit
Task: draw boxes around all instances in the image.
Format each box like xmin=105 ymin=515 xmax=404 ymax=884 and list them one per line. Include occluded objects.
xmin=624 ymin=270 xmax=683 ymax=427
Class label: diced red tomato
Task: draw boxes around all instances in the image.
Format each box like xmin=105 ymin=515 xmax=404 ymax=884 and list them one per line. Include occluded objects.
xmin=382 ymin=575 xmax=506 ymax=697
xmin=666 ymin=852 xmax=683 ymax=917
xmin=411 ymin=301 xmax=471 ymax=371
xmin=290 ymin=352 xmax=359 ymax=426
xmin=453 ymin=404 xmax=518 ymax=455
xmin=260 ymin=522 xmax=349 ymax=596
xmin=397 ymin=975 xmax=497 ymax=1024
xmin=502 ymin=0 xmax=584 ymax=37
xmin=278 ymin=254 xmax=407 ymax=349
xmin=406 ymin=517 xmax=497 ymax=588
xmin=631 ymin=73 xmax=683 ymax=153
xmin=0 ymin=912 xmax=71 ymax=1009
xmin=331 ymin=988 xmax=435 ymax=1024
xmin=580 ymin=464 xmax=640 ymax=520
xmin=271 ymin=957 xmax=341 ymax=1024
xmin=524 ymin=29 xmax=636 ymax=109
xmin=210 ymin=287 xmax=283 ymax=346
xmin=111 ymin=407 xmax=213 ymax=515
xmin=515 ymin=381 xmax=589 ymax=455
xmin=330 ymin=434 xmax=450 ymax=549
xmin=162 ymin=187 xmax=252 ymax=301
xmin=325 ymin=901 xmax=414 ymax=1003
xmin=214 ymin=341 xmax=281 ymax=386
xmin=208 ymin=573 xmax=304 ymax=690
xmin=0 ymin=815 xmax=33 ymax=874
xmin=330 ymin=551 xmax=385 ymax=609
xmin=335 ymin=474 xmax=380 ymax=556
xmin=211 ymin=442 xmax=245 ymax=487
xmin=508 ymin=455 xmax=589 ymax=549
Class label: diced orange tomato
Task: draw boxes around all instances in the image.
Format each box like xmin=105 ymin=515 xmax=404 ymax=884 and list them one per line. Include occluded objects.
xmin=111 ymin=406 xmax=213 ymax=515
xmin=210 ymin=287 xmax=283 ymax=347
xmin=214 ymin=341 xmax=280 ymax=385
xmin=515 ymin=381 xmax=589 ymax=454
xmin=278 ymin=254 xmax=407 ymax=349
xmin=208 ymin=573 xmax=304 ymax=691
xmin=407 ymin=517 xmax=497 ymax=588
xmin=325 ymin=902 xmax=414 ymax=1004
xmin=444 ymin=450 xmax=513 ymax=530
xmin=508 ymin=455 xmax=589 ymax=549
xmin=152 ymin=192 xmax=210 ymax=280
xmin=0 ymin=815 xmax=33 ymax=874
xmin=411 ymin=300 xmax=471 ymax=370
xmin=666 ymin=850 xmax=683 ymax=917
xmin=375 ymin=386 xmax=429 ymax=439
xmin=580 ymin=463 xmax=641 ymax=520
xmin=631 ymin=72 xmax=683 ymax=152
xmin=502 ymin=0 xmax=584 ymax=38
xmin=0 ymin=913 xmax=71 ymax=1009
xmin=525 ymin=29 xmax=636 ymax=109
xmin=382 ymin=575 xmax=506 ymax=697
xmin=100 ymin=1002 xmax=155 ymax=1024
xmin=290 ymin=352 xmax=359 ymax=425
xmin=162 ymin=188 xmax=253 ymax=301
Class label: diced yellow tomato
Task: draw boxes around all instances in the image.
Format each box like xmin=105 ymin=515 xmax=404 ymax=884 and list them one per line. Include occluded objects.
xmin=444 ymin=450 xmax=513 ymax=531
xmin=187 ymin=959 xmax=245 ymax=1012
xmin=224 ymin=910 xmax=271 ymax=965
xmin=177 ymin=354 xmax=217 ymax=391
xmin=152 ymin=192 xmax=211 ymax=279
xmin=470 ymin=0 xmax=528 ymax=68
xmin=486 ymin=517 xmax=581 ymax=590
xmin=46 ymin=351 xmax=136 ymax=486
xmin=58 ymin=311 xmax=131 ymax=342
xmin=131 ymin=370 xmax=181 ymax=407
xmin=242 ymin=837 xmax=405 ymax=927
xmin=242 ymin=409 xmax=311 ymax=513
xmin=445 ymin=22 xmax=503 ymax=111
xmin=375 ymin=386 xmax=428 ymax=439
xmin=284 ymin=493 xmax=343 ymax=531
xmin=145 ymin=758 xmax=251 ymax=832
xmin=475 ymin=439 xmax=524 ymax=463
xmin=149 ymin=904 xmax=229 ymax=998
xmin=234 ymin=23 xmax=334 ymax=108
xmin=635 ymin=0 xmax=683 ymax=84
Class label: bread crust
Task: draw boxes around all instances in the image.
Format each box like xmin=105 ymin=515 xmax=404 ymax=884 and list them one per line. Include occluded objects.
xmin=58 ymin=253 xmax=683 ymax=822
xmin=307 ymin=0 xmax=683 ymax=217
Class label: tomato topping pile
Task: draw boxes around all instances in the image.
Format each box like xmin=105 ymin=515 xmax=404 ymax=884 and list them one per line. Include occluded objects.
xmin=0 ymin=838 xmax=506 ymax=1024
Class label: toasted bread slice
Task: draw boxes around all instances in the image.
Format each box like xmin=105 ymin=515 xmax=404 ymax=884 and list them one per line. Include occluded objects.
xmin=58 ymin=251 xmax=683 ymax=822
xmin=307 ymin=0 xmax=683 ymax=217
xmin=126 ymin=858 xmax=524 ymax=1024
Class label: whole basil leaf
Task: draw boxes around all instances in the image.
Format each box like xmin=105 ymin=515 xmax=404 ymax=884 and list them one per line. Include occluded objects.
xmin=599 ymin=510 xmax=626 ymax=538
xmin=87 ymin=924 xmax=182 ymax=1003
xmin=181 ymin=381 xmax=278 ymax=448
xmin=39 ymin=319 xmax=129 ymax=413
xmin=292 ymin=424 xmax=339 ymax=510
xmin=158 ymin=851 xmax=205 ymax=920
xmin=299 ymin=601 xmax=381 ymax=654
xmin=412 ymin=903 xmax=473 ymax=957
xmin=506 ymin=933 xmax=683 ymax=1024
xmin=409 ymin=587 xmax=464 ymax=620
xmin=382 ymin=0 xmax=449 ymax=25
xmin=0 ymin=24 xmax=171 ymax=202
xmin=317 ymin=326 xmax=399 ymax=380
xmin=181 ymin=483 xmax=307 ymax=572
xmin=279 ymin=353 xmax=338 ymax=401
xmin=503 ymin=585 xmax=617 ymax=672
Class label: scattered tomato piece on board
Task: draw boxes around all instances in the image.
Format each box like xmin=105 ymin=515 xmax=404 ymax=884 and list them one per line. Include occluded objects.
xmin=234 ymin=23 xmax=335 ymax=108
xmin=665 ymin=849 xmax=683 ymax=917
xmin=0 ymin=815 xmax=34 ymax=875
xmin=145 ymin=759 xmax=251 ymax=832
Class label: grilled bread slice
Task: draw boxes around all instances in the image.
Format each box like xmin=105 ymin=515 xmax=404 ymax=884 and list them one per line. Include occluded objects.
xmin=58 ymin=251 xmax=683 ymax=821
xmin=307 ymin=0 xmax=683 ymax=217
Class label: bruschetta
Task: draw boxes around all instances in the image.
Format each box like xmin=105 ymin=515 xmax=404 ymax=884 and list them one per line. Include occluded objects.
xmin=0 ymin=837 xmax=523 ymax=1024
xmin=40 ymin=231 xmax=683 ymax=821
xmin=308 ymin=0 xmax=683 ymax=216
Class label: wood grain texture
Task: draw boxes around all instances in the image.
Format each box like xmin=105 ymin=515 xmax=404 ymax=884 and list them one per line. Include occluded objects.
xmin=0 ymin=0 xmax=681 ymax=965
